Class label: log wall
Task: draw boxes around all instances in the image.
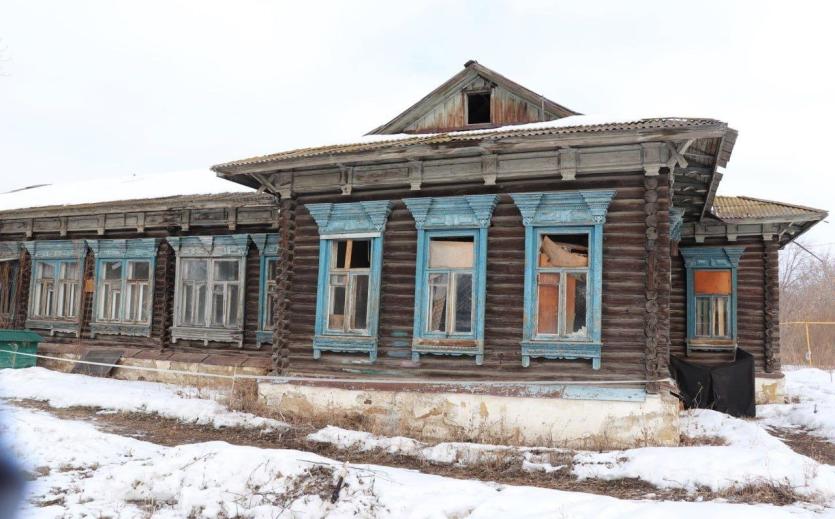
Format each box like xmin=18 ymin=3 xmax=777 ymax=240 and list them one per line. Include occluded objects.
xmin=285 ymin=171 xmax=659 ymax=381
xmin=670 ymin=236 xmax=775 ymax=373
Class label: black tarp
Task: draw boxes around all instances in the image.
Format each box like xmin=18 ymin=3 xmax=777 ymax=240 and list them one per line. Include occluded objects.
xmin=669 ymin=348 xmax=756 ymax=417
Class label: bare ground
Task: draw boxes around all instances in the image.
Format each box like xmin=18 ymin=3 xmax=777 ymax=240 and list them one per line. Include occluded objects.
xmin=6 ymin=398 xmax=823 ymax=507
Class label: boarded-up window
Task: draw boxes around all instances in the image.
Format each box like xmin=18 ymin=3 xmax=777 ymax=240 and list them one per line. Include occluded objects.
xmin=535 ymin=234 xmax=588 ymax=338
xmin=0 ymin=260 xmax=18 ymax=321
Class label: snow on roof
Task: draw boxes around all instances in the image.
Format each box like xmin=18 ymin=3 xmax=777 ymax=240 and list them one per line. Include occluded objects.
xmin=0 ymin=170 xmax=255 ymax=212
xmin=213 ymin=115 xmax=727 ymax=171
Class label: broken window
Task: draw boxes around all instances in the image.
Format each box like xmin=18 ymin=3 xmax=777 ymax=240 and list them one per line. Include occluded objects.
xmin=466 ymin=91 xmax=491 ymax=125
xmin=96 ymin=259 xmax=152 ymax=324
xmin=694 ymin=269 xmax=731 ymax=338
xmin=327 ymin=239 xmax=371 ymax=333
xmin=98 ymin=261 xmax=123 ymax=321
xmin=0 ymin=260 xmax=19 ymax=320
xmin=426 ymin=236 xmax=475 ymax=335
xmin=535 ymin=234 xmax=589 ymax=339
xmin=31 ymin=260 xmax=81 ymax=320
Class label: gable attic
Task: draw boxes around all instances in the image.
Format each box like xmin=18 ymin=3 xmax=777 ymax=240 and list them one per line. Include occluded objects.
xmin=368 ymin=60 xmax=579 ymax=134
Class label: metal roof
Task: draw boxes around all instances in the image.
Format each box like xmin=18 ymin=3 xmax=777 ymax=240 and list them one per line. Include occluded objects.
xmin=212 ymin=116 xmax=727 ymax=172
xmin=712 ymin=196 xmax=827 ymax=223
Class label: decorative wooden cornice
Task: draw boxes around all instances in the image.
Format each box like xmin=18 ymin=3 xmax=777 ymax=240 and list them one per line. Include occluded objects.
xmin=22 ymin=240 xmax=87 ymax=260
xmin=680 ymin=246 xmax=746 ymax=269
xmin=165 ymin=234 xmax=251 ymax=257
xmin=86 ymin=238 xmax=161 ymax=259
xmin=0 ymin=241 xmax=21 ymax=261
xmin=305 ymin=200 xmax=394 ymax=237
xmin=403 ymin=194 xmax=499 ymax=230
xmin=250 ymin=233 xmax=280 ymax=256
xmin=511 ymin=190 xmax=616 ymax=226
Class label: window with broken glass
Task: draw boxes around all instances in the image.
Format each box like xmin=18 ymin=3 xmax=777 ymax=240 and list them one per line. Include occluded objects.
xmin=424 ymin=235 xmax=475 ymax=337
xmin=325 ymin=239 xmax=371 ymax=334
xmin=534 ymin=232 xmax=589 ymax=340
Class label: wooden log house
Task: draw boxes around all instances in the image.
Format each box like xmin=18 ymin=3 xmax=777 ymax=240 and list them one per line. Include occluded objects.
xmin=0 ymin=62 xmax=827 ymax=445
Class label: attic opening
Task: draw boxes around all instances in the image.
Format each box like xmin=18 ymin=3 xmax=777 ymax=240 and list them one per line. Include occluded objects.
xmin=466 ymin=91 xmax=491 ymax=125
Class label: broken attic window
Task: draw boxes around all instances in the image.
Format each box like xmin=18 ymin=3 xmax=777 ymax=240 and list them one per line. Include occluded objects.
xmin=467 ymin=92 xmax=491 ymax=125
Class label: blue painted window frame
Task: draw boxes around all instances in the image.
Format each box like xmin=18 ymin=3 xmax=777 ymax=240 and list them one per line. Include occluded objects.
xmin=23 ymin=240 xmax=87 ymax=337
xmin=88 ymin=239 xmax=159 ymax=338
xmin=251 ymin=233 xmax=280 ymax=348
xmin=404 ymin=194 xmax=499 ymax=365
xmin=680 ymin=246 xmax=746 ymax=354
xmin=511 ymin=190 xmax=615 ymax=370
xmin=306 ymin=201 xmax=393 ymax=362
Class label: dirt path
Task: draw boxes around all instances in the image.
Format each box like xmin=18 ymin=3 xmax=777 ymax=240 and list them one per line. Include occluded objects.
xmin=5 ymin=399 xmax=818 ymax=506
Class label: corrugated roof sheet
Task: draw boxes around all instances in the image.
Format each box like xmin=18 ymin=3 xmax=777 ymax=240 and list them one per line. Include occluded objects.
xmin=213 ymin=116 xmax=726 ymax=171
xmin=712 ymin=196 xmax=827 ymax=222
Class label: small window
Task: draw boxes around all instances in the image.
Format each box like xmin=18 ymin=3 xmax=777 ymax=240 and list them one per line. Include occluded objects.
xmin=31 ymin=260 xmax=81 ymax=320
xmin=261 ymin=257 xmax=278 ymax=331
xmin=327 ymin=239 xmax=371 ymax=333
xmin=467 ymin=92 xmax=491 ymax=125
xmin=694 ymin=270 xmax=732 ymax=338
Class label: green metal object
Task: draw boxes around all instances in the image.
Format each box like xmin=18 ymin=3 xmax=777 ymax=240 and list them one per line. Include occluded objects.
xmin=0 ymin=330 xmax=42 ymax=369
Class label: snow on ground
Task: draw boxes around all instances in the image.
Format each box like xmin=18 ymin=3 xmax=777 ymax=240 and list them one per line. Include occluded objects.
xmin=0 ymin=367 xmax=286 ymax=430
xmin=3 ymin=402 xmax=830 ymax=519
xmin=574 ymin=409 xmax=835 ymax=499
xmin=759 ymin=368 xmax=835 ymax=443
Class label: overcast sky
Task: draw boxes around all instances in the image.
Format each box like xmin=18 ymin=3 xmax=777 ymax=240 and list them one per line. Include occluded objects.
xmin=1 ymin=1 xmax=833 ymax=246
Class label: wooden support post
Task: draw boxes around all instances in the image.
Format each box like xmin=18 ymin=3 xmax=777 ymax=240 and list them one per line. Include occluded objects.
xmin=763 ymin=240 xmax=781 ymax=373
xmin=272 ymin=195 xmax=297 ymax=374
xmin=805 ymin=322 xmax=812 ymax=367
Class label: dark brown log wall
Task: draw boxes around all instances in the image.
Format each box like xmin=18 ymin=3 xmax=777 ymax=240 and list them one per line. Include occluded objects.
xmin=286 ymin=171 xmax=656 ymax=381
xmin=670 ymin=236 xmax=774 ymax=373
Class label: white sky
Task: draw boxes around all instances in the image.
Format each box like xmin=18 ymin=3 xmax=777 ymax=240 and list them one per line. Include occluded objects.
xmin=0 ymin=0 xmax=833 ymax=246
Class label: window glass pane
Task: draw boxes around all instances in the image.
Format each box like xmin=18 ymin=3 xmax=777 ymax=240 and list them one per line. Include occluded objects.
xmin=350 ymin=240 xmax=371 ymax=269
xmin=454 ymin=273 xmax=472 ymax=333
xmin=212 ymin=284 xmax=225 ymax=326
xmin=334 ymin=240 xmax=348 ymax=269
xmin=129 ymin=261 xmax=150 ymax=281
xmin=61 ymin=262 xmax=79 ymax=280
xmin=429 ymin=237 xmax=474 ymax=269
xmin=427 ymin=273 xmax=449 ymax=332
xmin=329 ymin=284 xmax=346 ymax=329
xmin=103 ymin=261 xmax=122 ymax=280
xmin=196 ymin=285 xmax=207 ymax=325
xmin=565 ymin=273 xmax=587 ymax=337
xmin=695 ymin=296 xmax=711 ymax=336
xmin=227 ymin=284 xmax=239 ymax=326
xmin=267 ymin=258 xmax=278 ymax=279
xmin=183 ymin=285 xmax=194 ymax=324
xmin=214 ymin=260 xmax=239 ymax=281
xmin=264 ymin=291 xmax=275 ymax=330
xmin=39 ymin=262 xmax=55 ymax=279
xmin=695 ymin=270 xmax=731 ymax=295
xmin=183 ymin=259 xmax=208 ymax=281
xmin=713 ymin=297 xmax=729 ymax=336
xmin=536 ymin=273 xmax=560 ymax=335
xmin=351 ymin=274 xmax=369 ymax=330
xmin=539 ymin=235 xmax=588 ymax=268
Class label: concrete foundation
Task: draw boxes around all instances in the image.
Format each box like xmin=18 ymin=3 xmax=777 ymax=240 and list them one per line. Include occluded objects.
xmin=755 ymin=375 xmax=786 ymax=404
xmin=258 ymin=382 xmax=681 ymax=448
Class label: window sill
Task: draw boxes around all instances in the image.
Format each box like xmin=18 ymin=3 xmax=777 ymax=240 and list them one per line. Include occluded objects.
xmin=520 ymin=340 xmax=602 ymax=370
xmin=255 ymin=330 xmax=273 ymax=348
xmin=686 ymin=339 xmax=736 ymax=354
xmin=411 ymin=338 xmax=483 ymax=365
xmin=171 ymin=326 xmax=244 ymax=348
xmin=90 ymin=322 xmax=152 ymax=338
xmin=313 ymin=335 xmax=377 ymax=361
xmin=25 ymin=319 xmax=80 ymax=338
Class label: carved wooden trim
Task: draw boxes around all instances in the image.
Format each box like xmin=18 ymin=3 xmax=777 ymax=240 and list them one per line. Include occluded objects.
xmin=764 ymin=239 xmax=780 ymax=372
xmin=644 ymin=177 xmax=660 ymax=389
xmin=273 ymin=197 xmax=296 ymax=374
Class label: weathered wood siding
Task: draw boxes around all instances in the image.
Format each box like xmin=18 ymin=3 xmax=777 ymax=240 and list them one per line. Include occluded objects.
xmin=286 ymin=171 xmax=658 ymax=381
xmin=670 ymin=236 xmax=773 ymax=373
